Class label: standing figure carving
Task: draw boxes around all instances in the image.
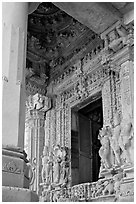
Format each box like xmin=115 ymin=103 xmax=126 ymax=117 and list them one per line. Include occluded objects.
xmin=98 ymin=126 xmax=111 ymax=171
xmin=109 ymin=111 xmax=121 ymax=166
xmin=119 ymin=114 xmax=133 ymax=165
xmin=53 ymin=145 xmax=62 ymax=184
xmin=41 ymin=146 xmax=53 ymax=186
xmin=51 ymin=145 xmax=69 ymax=189
xmin=109 ymin=111 xmax=133 ymax=167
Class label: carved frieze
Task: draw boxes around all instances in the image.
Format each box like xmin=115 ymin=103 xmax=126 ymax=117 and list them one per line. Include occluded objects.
xmin=40 ymin=145 xmax=70 ymax=191
xmin=26 ymin=80 xmax=46 ymax=96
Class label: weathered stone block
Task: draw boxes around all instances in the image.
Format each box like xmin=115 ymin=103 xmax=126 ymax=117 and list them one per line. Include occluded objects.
xmin=118 ymin=178 xmax=134 ymax=202
xmin=2 ymin=171 xmax=29 ymax=189
xmin=2 ymin=186 xmax=39 ymax=202
xmin=91 ymin=195 xmax=115 ymax=202
xmin=2 ymin=147 xmax=29 ymax=188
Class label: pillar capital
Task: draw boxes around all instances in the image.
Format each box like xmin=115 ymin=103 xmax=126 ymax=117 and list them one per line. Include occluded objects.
xmin=26 ymin=93 xmax=52 ymax=112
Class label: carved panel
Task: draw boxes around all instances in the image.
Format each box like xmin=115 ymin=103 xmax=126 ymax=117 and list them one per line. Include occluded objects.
xmin=120 ymin=61 xmax=133 ymax=118
xmin=2 ymin=160 xmax=21 ymax=174
xmin=102 ymin=78 xmax=112 ymax=125
xmin=50 ymin=109 xmax=56 ymax=148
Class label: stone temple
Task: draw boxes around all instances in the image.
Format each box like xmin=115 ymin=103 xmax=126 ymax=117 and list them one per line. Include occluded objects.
xmin=2 ymin=2 xmax=134 ymax=202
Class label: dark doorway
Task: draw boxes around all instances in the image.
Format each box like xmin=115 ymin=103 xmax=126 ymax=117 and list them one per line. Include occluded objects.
xmin=71 ymin=97 xmax=103 ymax=185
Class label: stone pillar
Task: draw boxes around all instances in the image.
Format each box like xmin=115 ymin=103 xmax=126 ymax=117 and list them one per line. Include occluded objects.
xmin=2 ymin=2 xmax=28 ymax=148
xmin=2 ymin=2 xmax=39 ymax=202
xmin=25 ymin=93 xmax=51 ymax=195
xmin=2 ymin=1 xmax=28 ymax=186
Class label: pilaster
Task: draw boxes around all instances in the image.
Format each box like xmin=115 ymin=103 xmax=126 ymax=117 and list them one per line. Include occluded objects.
xmin=25 ymin=93 xmax=51 ymax=194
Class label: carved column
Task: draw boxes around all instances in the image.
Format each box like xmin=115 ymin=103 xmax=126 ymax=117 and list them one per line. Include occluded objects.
xmin=25 ymin=93 xmax=51 ymax=195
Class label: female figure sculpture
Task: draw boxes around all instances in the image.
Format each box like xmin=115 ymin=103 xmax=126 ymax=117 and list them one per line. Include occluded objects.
xmin=98 ymin=126 xmax=111 ymax=170
xmin=53 ymin=145 xmax=62 ymax=184
xmin=41 ymin=147 xmax=53 ymax=185
xmin=119 ymin=114 xmax=133 ymax=165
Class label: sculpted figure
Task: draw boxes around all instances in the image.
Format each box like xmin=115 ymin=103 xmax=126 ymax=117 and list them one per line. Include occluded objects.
xmin=95 ymin=180 xmax=105 ymax=197
xmin=27 ymin=161 xmax=35 ymax=188
xmin=108 ymin=25 xmax=127 ymax=52
xmin=113 ymin=172 xmax=123 ymax=199
xmin=53 ymin=145 xmax=62 ymax=184
xmin=119 ymin=114 xmax=133 ymax=165
xmin=41 ymin=147 xmax=53 ymax=185
xmin=60 ymin=148 xmax=70 ymax=187
xmin=33 ymin=93 xmax=44 ymax=110
xmin=98 ymin=126 xmax=111 ymax=170
xmin=102 ymin=180 xmax=114 ymax=195
xmin=41 ymin=155 xmax=47 ymax=183
xmin=109 ymin=111 xmax=121 ymax=166
xmin=32 ymin=93 xmax=51 ymax=111
xmin=41 ymin=156 xmax=53 ymax=184
xmin=29 ymin=157 xmax=37 ymax=191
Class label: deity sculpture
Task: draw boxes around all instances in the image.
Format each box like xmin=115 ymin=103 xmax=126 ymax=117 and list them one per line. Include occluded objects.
xmin=33 ymin=93 xmax=44 ymax=110
xmin=52 ymin=145 xmax=63 ymax=185
xmin=26 ymin=93 xmax=51 ymax=112
xmin=59 ymin=149 xmax=69 ymax=187
xmin=27 ymin=161 xmax=35 ymax=187
xmin=109 ymin=111 xmax=121 ymax=166
xmin=113 ymin=172 xmax=123 ymax=200
xmin=119 ymin=114 xmax=133 ymax=165
xmin=41 ymin=146 xmax=53 ymax=186
xmin=102 ymin=179 xmax=114 ymax=195
xmin=98 ymin=126 xmax=111 ymax=170
xmin=109 ymin=110 xmax=133 ymax=167
xmin=108 ymin=24 xmax=127 ymax=52
xmin=30 ymin=157 xmax=37 ymax=191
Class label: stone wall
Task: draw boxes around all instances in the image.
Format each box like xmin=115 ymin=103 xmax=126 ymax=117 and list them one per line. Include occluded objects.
xmin=25 ymin=21 xmax=134 ymax=201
